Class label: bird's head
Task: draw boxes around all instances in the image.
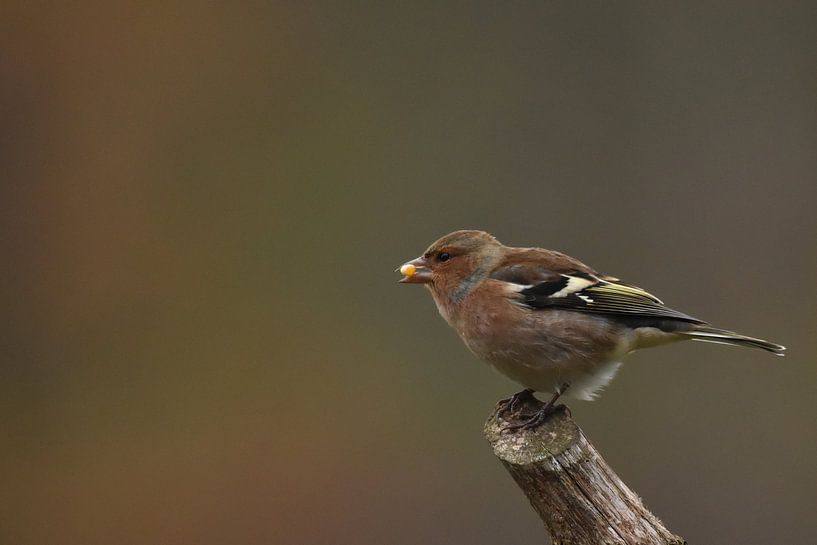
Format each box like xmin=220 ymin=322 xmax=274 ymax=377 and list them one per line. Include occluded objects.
xmin=398 ymin=230 xmax=503 ymax=293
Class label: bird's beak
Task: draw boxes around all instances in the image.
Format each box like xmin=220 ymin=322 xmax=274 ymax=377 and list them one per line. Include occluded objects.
xmin=397 ymin=256 xmax=433 ymax=284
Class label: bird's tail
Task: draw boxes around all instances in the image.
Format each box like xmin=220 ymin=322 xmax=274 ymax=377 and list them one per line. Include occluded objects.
xmin=680 ymin=325 xmax=786 ymax=356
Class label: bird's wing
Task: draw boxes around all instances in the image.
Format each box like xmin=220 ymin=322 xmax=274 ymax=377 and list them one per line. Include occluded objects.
xmin=489 ymin=248 xmax=600 ymax=284
xmin=514 ymin=271 xmax=705 ymax=324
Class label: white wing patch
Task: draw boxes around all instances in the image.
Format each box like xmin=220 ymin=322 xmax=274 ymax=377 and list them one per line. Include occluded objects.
xmin=550 ymin=274 xmax=595 ymax=298
xmin=503 ymin=282 xmax=533 ymax=294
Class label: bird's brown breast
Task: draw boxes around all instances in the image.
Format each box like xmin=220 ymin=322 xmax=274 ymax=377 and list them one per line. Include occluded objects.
xmin=443 ymin=279 xmax=626 ymax=368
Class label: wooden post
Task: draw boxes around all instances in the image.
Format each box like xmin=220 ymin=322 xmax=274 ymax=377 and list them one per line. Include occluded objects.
xmin=484 ymin=396 xmax=686 ymax=545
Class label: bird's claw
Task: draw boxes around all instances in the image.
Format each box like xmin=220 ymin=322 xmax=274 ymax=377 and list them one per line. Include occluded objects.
xmin=498 ymin=389 xmax=536 ymax=416
xmin=501 ymin=403 xmax=569 ymax=433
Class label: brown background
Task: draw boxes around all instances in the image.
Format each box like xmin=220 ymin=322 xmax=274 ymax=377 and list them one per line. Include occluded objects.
xmin=2 ymin=3 xmax=816 ymax=544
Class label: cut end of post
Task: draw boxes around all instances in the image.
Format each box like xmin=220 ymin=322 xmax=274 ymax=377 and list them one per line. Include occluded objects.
xmin=484 ymin=398 xmax=580 ymax=466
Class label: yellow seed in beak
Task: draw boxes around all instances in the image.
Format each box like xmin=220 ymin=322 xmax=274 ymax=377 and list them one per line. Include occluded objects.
xmin=400 ymin=263 xmax=416 ymax=277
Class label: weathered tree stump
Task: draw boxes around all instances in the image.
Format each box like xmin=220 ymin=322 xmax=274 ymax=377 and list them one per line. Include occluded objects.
xmin=484 ymin=396 xmax=685 ymax=545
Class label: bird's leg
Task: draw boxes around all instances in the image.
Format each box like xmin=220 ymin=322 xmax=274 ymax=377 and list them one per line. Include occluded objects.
xmin=503 ymin=383 xmax=571 ymax=432
xmin=498 ymin=388 xmax=536 ymax=416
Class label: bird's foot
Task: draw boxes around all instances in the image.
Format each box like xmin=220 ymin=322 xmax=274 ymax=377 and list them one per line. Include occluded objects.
xmin=498 ymin=389 xmax=536 ymax=416
xmin=501 ymin=403 xmax=569 ymax=433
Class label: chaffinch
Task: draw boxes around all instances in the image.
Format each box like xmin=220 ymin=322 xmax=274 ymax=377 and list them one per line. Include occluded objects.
xmin=398 ymin=230 xmax=785 ymax=428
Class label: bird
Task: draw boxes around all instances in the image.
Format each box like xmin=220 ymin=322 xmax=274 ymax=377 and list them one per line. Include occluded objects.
xmin=397 ymin=230 xmax=785 ymax=429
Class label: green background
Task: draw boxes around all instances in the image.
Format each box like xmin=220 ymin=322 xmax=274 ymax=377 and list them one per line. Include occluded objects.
xmin=2 ymin=3 xmax=816 ymax=544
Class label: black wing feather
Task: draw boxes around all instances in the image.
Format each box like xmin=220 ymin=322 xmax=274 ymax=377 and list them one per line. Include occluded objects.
xmin=519 ymin=275 xmax=705 ymax=324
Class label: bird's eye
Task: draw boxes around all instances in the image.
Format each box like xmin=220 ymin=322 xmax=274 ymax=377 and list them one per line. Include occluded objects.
xmin=438 ymin=252 xmax=451 ymax=262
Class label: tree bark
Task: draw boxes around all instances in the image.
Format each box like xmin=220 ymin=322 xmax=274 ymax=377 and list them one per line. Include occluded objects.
xmin=484 ymin=397 xmax=685 ymax=545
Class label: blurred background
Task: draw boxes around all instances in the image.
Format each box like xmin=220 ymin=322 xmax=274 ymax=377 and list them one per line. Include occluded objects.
xmin=2 ymin=3 xmax=816 ymax=544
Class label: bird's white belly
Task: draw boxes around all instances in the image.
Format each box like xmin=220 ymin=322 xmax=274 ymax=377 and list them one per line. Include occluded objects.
xmin=485 ymin=353 xmax=565 ymax=393
xmin=485 ymin=353 xmax=624 ymax=401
